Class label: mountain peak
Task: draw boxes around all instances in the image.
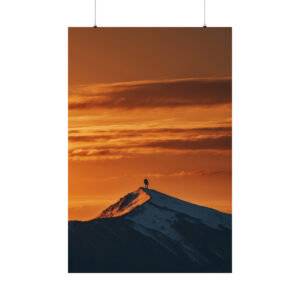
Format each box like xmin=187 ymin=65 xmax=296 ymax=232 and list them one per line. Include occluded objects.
xmin=97 ymin=187 xmax=231 ymax=230
xmin=97 ymin=187 xmax=150 ymax=218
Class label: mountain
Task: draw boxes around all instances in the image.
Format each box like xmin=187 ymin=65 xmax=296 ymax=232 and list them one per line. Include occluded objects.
xmin=68 ymin=188 xmax=232 ymax=273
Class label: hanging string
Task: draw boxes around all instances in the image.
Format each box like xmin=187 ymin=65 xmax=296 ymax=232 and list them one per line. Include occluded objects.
xmin=203 ymin=0 xmax=207 ymax=27
xmin=93 ymin=0 xmax=205 ymax=28
xmin=94 ymin=0 xmax=97 ymax=28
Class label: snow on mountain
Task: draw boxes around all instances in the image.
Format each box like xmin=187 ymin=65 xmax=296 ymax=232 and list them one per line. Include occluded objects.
xmin=97 ymin=187 xmax=231 ymax=261
xmin=69 ymin=187 xmax=232 ymax=272
xmin=98 ymin=187 xmax=231 ymax=230
xmin=97 ymin=188 xmax=150 ymax=218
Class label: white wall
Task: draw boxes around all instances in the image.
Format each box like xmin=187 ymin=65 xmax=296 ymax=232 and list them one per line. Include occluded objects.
xmin=0 ymin=0 xmax=300 ymax=299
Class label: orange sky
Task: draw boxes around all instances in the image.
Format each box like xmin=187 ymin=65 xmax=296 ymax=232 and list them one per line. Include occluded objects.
xmin=68 ymin=27 xmax=232 ymax=221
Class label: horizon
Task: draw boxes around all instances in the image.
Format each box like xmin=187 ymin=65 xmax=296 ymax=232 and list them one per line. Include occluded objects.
xmin=68 ymin=28 xmax=232 ymax=221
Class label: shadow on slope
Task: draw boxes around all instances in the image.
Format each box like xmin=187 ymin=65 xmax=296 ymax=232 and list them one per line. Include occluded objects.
xmin=68 ymin=216 xmax=231 ymax=273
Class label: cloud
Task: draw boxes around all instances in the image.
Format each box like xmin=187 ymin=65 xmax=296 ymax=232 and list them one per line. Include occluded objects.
xmin=68 ymin=135 xmax=231 ymax=160
xmin=144 ymin=170 xmax=231 ymax=178
xmin=102 ymin=169 xmax=231 ymax=179
xmin=68 ymin=149 xmax=124 ymax=160
xmin=169 ymin=169 xmax=231 ymax=177
xmin=68 ymin=126 xmax=232 ymax=143
xmin=139 ymin=136 xmax=231 ymax=151
xmin=69 ymin=77 xmax=231 ymax=110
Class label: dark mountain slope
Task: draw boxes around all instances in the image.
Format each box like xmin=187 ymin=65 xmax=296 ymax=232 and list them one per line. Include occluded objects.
xmin=68 ymin=188 xmax=232 ymax=273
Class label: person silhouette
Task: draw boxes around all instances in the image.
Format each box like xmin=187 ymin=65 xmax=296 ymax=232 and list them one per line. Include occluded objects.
xmin=144 ymin=178 xmax=149 ymax=189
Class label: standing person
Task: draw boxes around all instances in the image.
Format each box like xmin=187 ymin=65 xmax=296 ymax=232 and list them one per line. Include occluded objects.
xmin=144 ymin=178 xmax=149 ymax=189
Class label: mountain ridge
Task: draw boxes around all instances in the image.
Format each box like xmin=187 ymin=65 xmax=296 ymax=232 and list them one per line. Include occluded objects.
xmin=97 ymin=187 xmax=150 ymax=219
xmin=69 ymin=187 xmax=232 ymax=273
xmin=97 ymin=187 xmax=231 ymax=230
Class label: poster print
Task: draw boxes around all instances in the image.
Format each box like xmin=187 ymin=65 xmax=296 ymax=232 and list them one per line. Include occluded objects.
xmin=68 ymin=28 xmax=232 ymax=273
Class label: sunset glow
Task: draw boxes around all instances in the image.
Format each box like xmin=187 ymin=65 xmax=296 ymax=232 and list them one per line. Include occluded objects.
xmin=69 ymin=28 xmax=232 ymax=220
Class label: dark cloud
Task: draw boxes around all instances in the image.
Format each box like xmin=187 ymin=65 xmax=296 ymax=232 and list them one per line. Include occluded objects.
xmin=137 ymin=136 xmax=232 ymax=151
xmin=68 ymin=135 xmax=110 ymax=142
xmin=69 ymin=77 xmax=231 ymax=110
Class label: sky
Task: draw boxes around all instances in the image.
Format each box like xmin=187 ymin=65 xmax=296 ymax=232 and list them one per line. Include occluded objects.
xmin=68 ymin=27 xmax=232 ymax=221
